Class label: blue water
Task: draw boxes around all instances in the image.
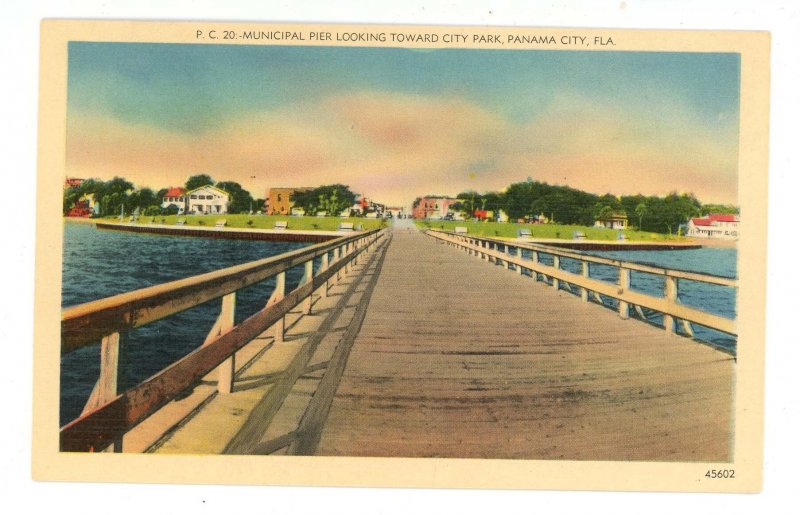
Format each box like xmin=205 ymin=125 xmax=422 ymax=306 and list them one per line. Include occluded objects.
xmin=60 ymin=222 xmax=310 ymax=426
xmin=518 ymin=246 xmax=737 ymax=352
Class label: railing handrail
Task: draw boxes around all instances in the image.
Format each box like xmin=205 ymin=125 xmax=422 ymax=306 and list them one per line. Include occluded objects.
xmin=426 ymin=230 xmax=737 ymax=339
xmin=61 ymin=229 xmax=381 ymax=352
xmin=60 ymin=228 xmax=387 ymax=452
xmin=430 ymin=229 xmax=737 ymax=287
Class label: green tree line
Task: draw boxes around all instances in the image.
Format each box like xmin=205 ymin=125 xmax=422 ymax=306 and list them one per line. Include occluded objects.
xmin=289 ymin=184 xmax=357 ymax=217
xmin=418 ymin=180 xmax=738 ymax=235
xmin=63 ymin=174 xmax=265 ymax=217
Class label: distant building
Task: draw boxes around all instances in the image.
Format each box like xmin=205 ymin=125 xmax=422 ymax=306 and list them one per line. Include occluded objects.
xmin=686 ymin=213 xmax=739 ymax=240
xmin=65 ymin=193 xmax=99 ymax=218
xmin=267 ymin=187 xmax=312 ymax=215
xmin=594 ymin=212 xmax=629 ymax=230
xmin=64 ymin=177 xmax=84 ymax=189
xmin=187 ymin=185 xmax=230 ymax=215
xmin=386 ymin=207 xmax=405 ymax=218
xmin=413 ymin=196 xmax=460 ymax=219
xmin=161 ymin=187 xmax=187 ymax=214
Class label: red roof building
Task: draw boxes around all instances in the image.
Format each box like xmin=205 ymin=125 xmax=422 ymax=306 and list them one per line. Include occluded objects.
xmin=162 ymin=187 xmax=188 ymax=214
xmin=687 ymin=213 xmax=739 ymax=240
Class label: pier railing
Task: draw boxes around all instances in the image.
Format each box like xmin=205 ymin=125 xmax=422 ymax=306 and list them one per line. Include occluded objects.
xmin=426 ymin=230 xmax=737 ymax=347
xmin=60 ymin=228 xmax=385 ymax=452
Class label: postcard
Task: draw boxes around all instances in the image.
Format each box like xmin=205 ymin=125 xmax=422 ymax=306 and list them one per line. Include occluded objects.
xmin=33 ymin=20 xmax=769 ymax=492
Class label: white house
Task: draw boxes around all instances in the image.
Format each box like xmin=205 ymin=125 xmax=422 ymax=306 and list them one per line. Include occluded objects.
xmin=686 ymin=213 xmax=739 ymax=240
xmin=187 ymin=185 xmax=230 ymax=215
xmin=161 ymin=187 xmax=187 ymax=214
xmin=594 ymin=212 xmax=629 ymax=230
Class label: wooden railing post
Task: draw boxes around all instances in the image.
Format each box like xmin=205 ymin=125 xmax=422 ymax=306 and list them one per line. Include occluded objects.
xmin=619 ymin=268 xmax=630 ymax=319
xmin=267 ymin=272 xmax=286 ymax=343
xmin=552 ymin=255 xmax=560 ymax=290
xmin=301 ymin=259 xmax=314 ymax=314
xmin=334 ymin=246 xmax=342 ymax=282
xmin=664 ymin=276 xmax=677 ymax=333
xmin=81 ymin=331 xmax=127 ymax=451
xmin=531 ymin=251 xmax=539 ymax=282
xmin=321 ymin=252 xmax=330 ymax=298
xmin=203 ymin=292 xmax=236 ymax=394
xmin=516 ymin=247 xmax=523 ymax=275
xmin=581 ymin=261 xmax=589 ymax=302
xmin=82 ymin=331 xmax=126 ymax=414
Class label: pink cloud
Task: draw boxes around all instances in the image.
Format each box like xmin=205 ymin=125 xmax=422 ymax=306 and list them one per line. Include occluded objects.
xmin=66 ymin=91 xmax=738 ymax=206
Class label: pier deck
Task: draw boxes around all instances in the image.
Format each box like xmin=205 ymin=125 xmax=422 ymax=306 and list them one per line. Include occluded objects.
xmin=150 ymin=225 xmax=734 ymax=461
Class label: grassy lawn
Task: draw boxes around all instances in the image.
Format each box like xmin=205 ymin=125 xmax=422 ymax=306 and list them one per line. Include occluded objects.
xmin=96 ymin=214 xmax=387 ymax=231
xmin=414 ymin=219 xmax=686 ymax=242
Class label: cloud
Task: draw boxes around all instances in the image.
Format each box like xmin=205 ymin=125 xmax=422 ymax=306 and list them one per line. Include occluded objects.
xmin=66 ymin=90 xmax=738 ymax=206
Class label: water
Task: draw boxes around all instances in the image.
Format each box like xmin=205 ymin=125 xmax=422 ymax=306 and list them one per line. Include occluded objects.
xmin=520 ymin=246 xmax=737 ymax=352
xmin=60 ymin=221 xmax=310 ymax=426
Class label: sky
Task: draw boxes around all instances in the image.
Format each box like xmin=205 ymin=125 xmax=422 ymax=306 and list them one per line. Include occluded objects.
xmin=66 ymin=42 xmax=740 ymax=207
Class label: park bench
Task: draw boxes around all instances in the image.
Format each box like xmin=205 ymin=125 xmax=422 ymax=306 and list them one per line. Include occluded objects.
xmin=454 ymin=226 xmax=468 ymax=234
xmin=274 ymin=221 xmax=288 ymax=230
xmin=573 ymin=231 xmax=587 ymax=240
xmin=338 ymin=222 xmax=354 ymax=231
xmin=517 ymin=228 xmax=532 ymax=238
xmin=175 ymin=218 xmax=186 ymax=226
xmin=215 ymin=219 xmax=227 ymax=228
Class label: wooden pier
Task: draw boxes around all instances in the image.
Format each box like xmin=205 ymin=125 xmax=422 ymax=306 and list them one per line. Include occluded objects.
xmin=60 ymin=224 xmax=735 ymax=461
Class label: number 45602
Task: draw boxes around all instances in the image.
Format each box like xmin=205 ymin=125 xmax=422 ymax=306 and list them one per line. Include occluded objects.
xmin=705 ymin=469 xmax=735 ymax=479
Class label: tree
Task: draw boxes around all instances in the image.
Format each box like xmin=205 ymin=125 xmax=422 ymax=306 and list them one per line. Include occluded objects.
xmin=455 ymin=191 xmax=480 ymax=219
xmin=482 ymin=192 xmax=504 ymax=214
xmin=503 ymin=182 xmax=537 ymax=220
xmin=63 ymin=186 xmax=83 ymax=215
xmin=93 ymin=177 xmax=133 ymax=216
xmin=635 ymin=203 xmax=648 ymax=229
xmin=597 ymin=205 xmax=614 ymax=222
xmin=216 ymin=181 xmax=254 ymax=214
xmin=290 ymin=184 xmax=356 ymax=217
xmin=128 ymin=187 xmax=160 ymax=212
xmin=701 ymin=203 xmax=739 ymax=215
xmin=185 ymin=174 xmax=214 ymax=191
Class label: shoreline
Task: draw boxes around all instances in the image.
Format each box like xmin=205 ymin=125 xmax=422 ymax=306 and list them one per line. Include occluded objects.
xmin=65 ymin=218 xmax=738 ymax=250
xmin=67 ymin=218 xmax=349 ymax=243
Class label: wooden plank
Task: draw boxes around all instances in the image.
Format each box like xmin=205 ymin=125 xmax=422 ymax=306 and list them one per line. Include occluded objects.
xmin=314 ymin=229 xmax=734 ymax=461
xmin=81 ymin=331 xmax=126 ymax=416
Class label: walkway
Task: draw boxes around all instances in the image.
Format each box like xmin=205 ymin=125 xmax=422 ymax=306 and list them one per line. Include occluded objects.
xmin=313 ymin=227 xmax=734 ymax=461
xmin=148 ymin=224 xmax=734 ymax=461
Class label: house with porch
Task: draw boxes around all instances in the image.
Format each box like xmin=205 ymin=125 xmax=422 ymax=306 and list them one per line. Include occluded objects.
xmin=187 ymin=185 xmax=230 ymax=215
xmin=686 ymin=213 xmax=739 ymax=240
xmin=594 ymin=212 xmax=629 ymax=230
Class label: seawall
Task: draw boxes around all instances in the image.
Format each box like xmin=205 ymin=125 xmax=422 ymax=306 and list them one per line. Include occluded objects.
xmin=93 ymin=221 xmax=343 ymax=243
